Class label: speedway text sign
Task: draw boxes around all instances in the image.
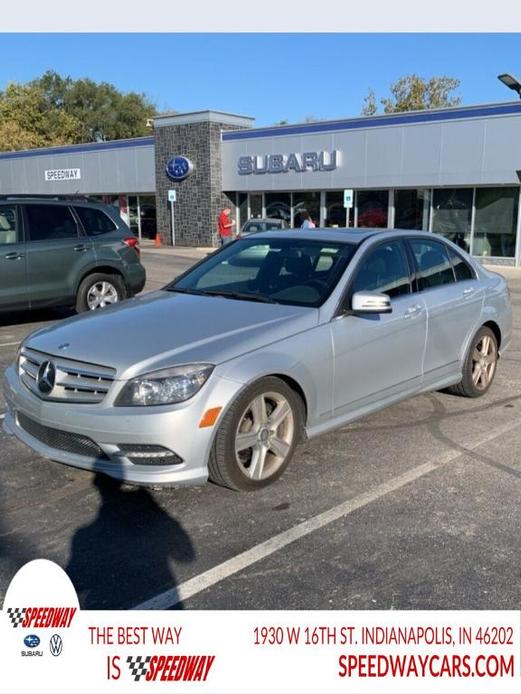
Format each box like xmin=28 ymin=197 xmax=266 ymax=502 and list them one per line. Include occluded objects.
xmin=44 ymin=168 xmax=81 ymax=182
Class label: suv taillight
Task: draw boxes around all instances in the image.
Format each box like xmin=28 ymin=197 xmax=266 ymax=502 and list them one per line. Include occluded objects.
xmin=123 ymin=236 xmax=140 ymax=257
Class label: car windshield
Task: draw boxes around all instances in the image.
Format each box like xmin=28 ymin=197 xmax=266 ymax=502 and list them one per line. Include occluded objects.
xmin=243 ymin=221 xmax=284 ymax=233
xmin=166 ymin=237 xmax=355 ymax=307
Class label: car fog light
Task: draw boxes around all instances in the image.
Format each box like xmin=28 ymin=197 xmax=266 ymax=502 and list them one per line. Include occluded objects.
xmin=117 ymin=444 xmax=183 ymax=466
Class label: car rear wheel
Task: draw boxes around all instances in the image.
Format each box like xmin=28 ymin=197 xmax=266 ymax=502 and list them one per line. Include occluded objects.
xmin=76 ymin=273 xmax=126 ymax=313
xmin=446 ymin=326 xmax=498 ymax=398
xmin=208 ymin=377 xmax=305 ymax=491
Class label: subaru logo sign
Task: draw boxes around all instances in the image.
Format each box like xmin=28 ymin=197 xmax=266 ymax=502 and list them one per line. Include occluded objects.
xmin=37 ymin=361 xmax=56 ymax=395
xmin=166 ymin=156 xmax=193 ymax=181
xmin=24 ymin=634 xmax=40 ymax=648
xmin=49 ymin=634 xmax=63 ymax=656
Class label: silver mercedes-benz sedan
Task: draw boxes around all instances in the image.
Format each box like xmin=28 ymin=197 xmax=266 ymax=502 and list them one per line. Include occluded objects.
xmin=3 ymin=229 xmax=512 ymax=491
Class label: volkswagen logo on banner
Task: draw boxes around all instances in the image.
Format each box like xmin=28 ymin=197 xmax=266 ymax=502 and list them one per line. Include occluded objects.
xmin=37 ymin=361 xmax=56 ymax=395
xmin=49 ymin=634 xmax=63 ymax=657
xmin=166 ymin=155 xmax=193 ymax=181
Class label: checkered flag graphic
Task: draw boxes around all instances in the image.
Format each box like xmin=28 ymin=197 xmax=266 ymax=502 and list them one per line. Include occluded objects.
xmin=127 ymin=655 xmax=151 ymax=682
xmin=6 ymin=607 xmax=26 ymax=628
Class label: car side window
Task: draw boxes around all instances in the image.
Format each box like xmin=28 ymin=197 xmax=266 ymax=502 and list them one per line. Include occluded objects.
xmin=74 ymin=206 xmax=117 ymax=236
xmin=351 ymin=241 xmax=411 ymax=298
xmin=409 ymin=239 xmax=455 ymax=290
xmin=447 ymin=247 xmax=475 ymax=282
xmin=0 ymin=205 xmax=19 ymax=245
xmin=25 ymin=205 xmax=78 ymax=242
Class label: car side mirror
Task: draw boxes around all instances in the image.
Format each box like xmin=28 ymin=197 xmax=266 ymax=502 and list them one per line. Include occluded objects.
xmin=351 ymin=291 xmax=392 ymax=314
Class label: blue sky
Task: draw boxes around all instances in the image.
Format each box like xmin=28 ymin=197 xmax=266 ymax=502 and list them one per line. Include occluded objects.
xmin=0 ymin=34 xmax=520 ymax=125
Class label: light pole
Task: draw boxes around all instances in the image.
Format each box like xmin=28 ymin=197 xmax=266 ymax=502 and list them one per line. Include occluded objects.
xmin=497 ymin=73 xmax=521 ymax=98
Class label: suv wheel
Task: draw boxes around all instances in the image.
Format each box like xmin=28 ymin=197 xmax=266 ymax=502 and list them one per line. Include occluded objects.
xmin=208 ymin=376 xmax=305 ymax=491
xmin=76 ymin=273 xmax=126 ymax=313
xmin=446 ymin=326 xmax=498 ymax=398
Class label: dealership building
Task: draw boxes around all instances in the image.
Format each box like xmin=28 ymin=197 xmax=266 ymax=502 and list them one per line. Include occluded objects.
xmin=1 ymin=101 xmax=521 ymax=265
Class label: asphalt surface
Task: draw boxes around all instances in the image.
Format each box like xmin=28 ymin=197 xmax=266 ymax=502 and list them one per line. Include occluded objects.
xmin=1 ymin=249 xmax=520 ymax=611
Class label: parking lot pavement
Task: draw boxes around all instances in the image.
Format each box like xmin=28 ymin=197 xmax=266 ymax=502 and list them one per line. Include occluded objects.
xmin=0 ymin=255 xmax=520 ymax=611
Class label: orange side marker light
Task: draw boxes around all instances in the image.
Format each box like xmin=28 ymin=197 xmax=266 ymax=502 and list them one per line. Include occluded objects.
xmin=199 ymin=407 xmax=222 ymax=428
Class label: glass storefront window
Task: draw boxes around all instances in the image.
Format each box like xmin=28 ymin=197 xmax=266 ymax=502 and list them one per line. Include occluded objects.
xmin=357 ymin=190 xmax=389 ymax=228
xmin=473 ymin=187 xmax=519 ymax=258
xmin=394 ymin=189 xmax=431 ymax=230
xmin=265 ymin=193 xmax=291 ymax=225
xmin=138 ymin=195 xmax=157 ymax=240
xmin=237 ymin=193 xmax=248 ymax=230
xmin=293 ymin=192 xmax=320 ymax=228
xmin=128 ymin=195 xmax=139 ymax=237
xmin=325 ymin=191 xmax=354 ymax=227
xmin=432 ymin=188 xmax=473 ymax=252
xmin=249 ymin=194 xmax=263 ymax=219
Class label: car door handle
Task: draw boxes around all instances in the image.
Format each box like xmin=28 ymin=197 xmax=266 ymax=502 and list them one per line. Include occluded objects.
xmin=4 ymin=252 xmax=24 ymax=260
xmin=73 ymin=244 xmax=87 ymax=252
xmin=463 ymin=288 xmax=475 ymax=296
xmin=404 ymin=304 xmax=422 ymax=319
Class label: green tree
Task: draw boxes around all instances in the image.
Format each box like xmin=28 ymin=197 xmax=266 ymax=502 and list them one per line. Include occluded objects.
xmin=0 ymin=70 xmax=158 ymax=151
xmin=362 ymin=74 xmax=461 ymax=116
xmin=0 ymin=82 xmax=81 ymax=151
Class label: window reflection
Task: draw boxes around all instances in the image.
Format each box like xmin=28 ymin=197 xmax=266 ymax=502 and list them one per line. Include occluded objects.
xmin=473 ymin=187 xmax=518 ymax=258
xmin=357 ymin=190 xmax=389 ymax=228
xmin=432 ymin=188 xmax=473 ymax=252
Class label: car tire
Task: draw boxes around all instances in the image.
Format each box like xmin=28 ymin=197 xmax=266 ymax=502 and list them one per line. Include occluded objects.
xmin=76 ymin=273 xmax=127 ymax=313
xmin=208 ymin=376 xmax=305 ymax=491
xmin=446 ymin=326 xmax=498 ymax=398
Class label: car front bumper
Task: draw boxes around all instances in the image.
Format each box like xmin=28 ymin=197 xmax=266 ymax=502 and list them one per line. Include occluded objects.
xmin=2 ymin=364 xmax=242 ymax=487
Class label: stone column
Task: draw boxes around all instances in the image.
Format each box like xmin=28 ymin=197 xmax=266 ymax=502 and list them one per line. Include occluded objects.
xmin=154 ymin=111 xmax=253 ymax=247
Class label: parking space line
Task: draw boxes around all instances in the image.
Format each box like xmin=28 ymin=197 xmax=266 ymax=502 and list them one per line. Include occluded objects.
xmin=0 ymin=342 xmax=19 ymax=348
xmin=133 ymin=418 xmax=520 ymax=610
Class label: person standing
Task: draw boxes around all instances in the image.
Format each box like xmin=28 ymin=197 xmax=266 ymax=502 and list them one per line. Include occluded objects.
xmin=300 ymin=211 xmax=316 ymax=229
xmin=218 ymin=208 xmax=236 ymax=245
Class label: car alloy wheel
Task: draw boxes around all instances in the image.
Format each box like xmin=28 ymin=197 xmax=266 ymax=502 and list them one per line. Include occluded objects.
xmin=471 ymin=332 xmax=497 ymax=391
xmin=234 ymin=391 xmax=295 ymax=481
xmin=86 ymin=281 xmax=119 ymax=310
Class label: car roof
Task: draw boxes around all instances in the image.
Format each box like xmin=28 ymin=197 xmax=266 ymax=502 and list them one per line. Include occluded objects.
xmin=248 ymin=227 xmax=437 ymax=244
xmin=244 ymin=218 xmax=285 ymax=223
xmin=0 ymin=195 xmax=105 ymax=206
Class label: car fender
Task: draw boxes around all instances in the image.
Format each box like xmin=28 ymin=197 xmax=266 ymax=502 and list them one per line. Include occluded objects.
xmin=74 ymin=260 xmax=126 ymax=293
xmin=216 ymin=350 xmax=323 ymax=430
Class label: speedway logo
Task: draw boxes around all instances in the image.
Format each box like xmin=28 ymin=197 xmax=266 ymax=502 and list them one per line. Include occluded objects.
xmin=6 ymin=607 xmax=77 ymax=629
xmin=127 ymin=654 xmax=216 ymax=682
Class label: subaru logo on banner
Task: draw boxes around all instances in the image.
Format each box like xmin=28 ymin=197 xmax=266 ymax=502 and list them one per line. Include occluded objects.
xmin=23 ymin=635 xmax=40 ymax=648
xmin=49 ymin=634 xmax=63 ymax=657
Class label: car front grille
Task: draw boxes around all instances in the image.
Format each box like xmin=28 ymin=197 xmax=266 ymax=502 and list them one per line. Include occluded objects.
xmin=19 ymin=346 xmax=116 ymax=404
xmin=17 ymin=412 xmax=108 ymax=460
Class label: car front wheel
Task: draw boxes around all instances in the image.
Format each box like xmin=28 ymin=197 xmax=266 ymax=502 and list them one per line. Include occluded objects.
xmin=208 ymin=376 xmax=305 ymax=491
xmin=76 ymin=273 xmax=126 ymax=313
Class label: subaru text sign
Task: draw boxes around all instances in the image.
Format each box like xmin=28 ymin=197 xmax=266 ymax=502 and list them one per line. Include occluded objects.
xmin=238 ymin=150 xmax=340 ymax=175
xmin=44 ymin=168 xmax=81 ymax=182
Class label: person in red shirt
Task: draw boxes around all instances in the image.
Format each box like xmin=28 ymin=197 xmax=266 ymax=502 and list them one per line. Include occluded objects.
xmin=218 ymin=208 xmax=236 ymax=245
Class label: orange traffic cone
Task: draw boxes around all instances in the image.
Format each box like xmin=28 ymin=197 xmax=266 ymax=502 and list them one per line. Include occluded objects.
xmin=154 ymin=233 xmax=162 ymax=247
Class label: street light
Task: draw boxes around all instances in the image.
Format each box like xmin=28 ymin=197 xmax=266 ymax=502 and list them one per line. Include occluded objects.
xmin=497 ymin=73 xmax=521 ymax=98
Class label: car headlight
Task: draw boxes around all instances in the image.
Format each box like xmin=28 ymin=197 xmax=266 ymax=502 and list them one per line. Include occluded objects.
xmin=115 ymin=364 xmax=214 ymax=407
xmin=16 ymin=343 xmax=23 ymax=373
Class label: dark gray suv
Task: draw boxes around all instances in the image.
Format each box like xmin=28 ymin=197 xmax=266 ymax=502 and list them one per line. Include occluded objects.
xmin=0 ymin=197 xmax=146 ymax=313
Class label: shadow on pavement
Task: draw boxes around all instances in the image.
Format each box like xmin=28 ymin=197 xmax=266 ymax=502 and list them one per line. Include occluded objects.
xmin=66 ymin=472 xmax=195 ymax=610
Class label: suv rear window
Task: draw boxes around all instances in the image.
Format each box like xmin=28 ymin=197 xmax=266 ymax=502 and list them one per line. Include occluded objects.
xmin=26 ymin=204 xmax=78 ymax=242
xmin=74 ymin=206 xmax=117 ymax=236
